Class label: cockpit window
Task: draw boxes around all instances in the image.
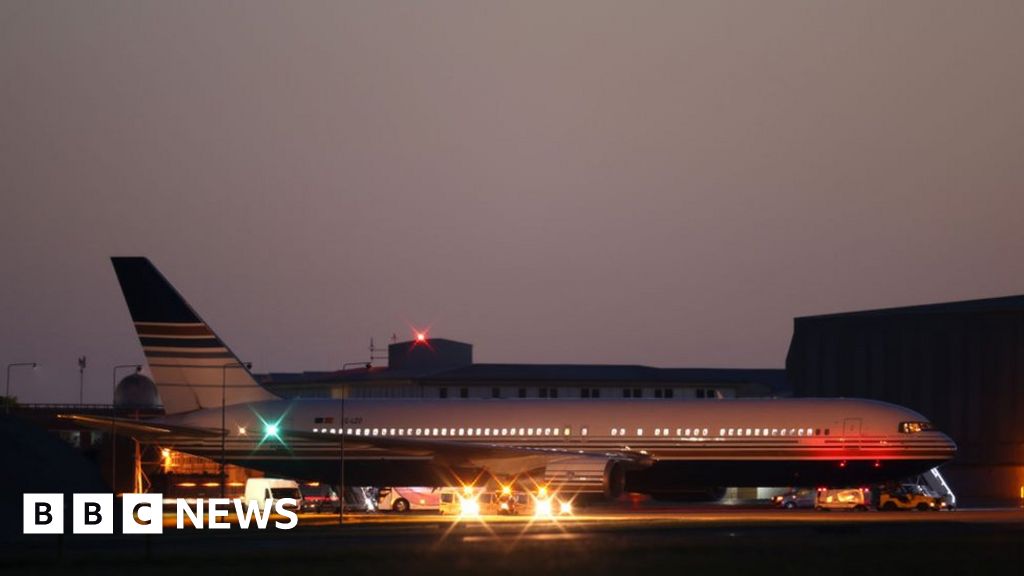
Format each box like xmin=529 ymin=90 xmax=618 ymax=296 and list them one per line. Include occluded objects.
xmin=898 ymin=421 xmax=933 ymax=434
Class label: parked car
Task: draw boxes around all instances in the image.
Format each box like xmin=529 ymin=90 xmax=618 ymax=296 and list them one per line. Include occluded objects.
xmin=772 ymin=488 xmax=816 ymax=509
xmin=300 ymin=482 xmax=340 ymax=513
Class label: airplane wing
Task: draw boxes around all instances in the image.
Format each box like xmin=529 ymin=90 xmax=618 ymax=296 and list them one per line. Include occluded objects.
xmin=57 ymin=414 xmax=222 ymax=440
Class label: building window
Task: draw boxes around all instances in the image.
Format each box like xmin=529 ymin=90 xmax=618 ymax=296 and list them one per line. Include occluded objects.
xmin=439 ymin=387 xmax=448 ymax=399
xmin=492 ymin=388 xmax=501 ymax=398
xmin=518 ymin=388 xmax=527 ymax=398
xmin=697 ymin=389 xmax=705 ymax=399
xmin=592 ymin=388 xmax=600 ymax=398
xmin=539 ymin=388 xmax=548 ymax=398
xmin=665 ymin=389 xmax=674 ymax=399
xmin=622 ymin=389 xmax=630 ymax=398
xmin=581 ymin=388 xmax=590 ymax=398
xmin=460 ymin=388 xmax=468 ymax=398
xmin=550 ymin=388 xmax=558 ymax=398
xmin=655 ymin=389 xmax=663 ymax=398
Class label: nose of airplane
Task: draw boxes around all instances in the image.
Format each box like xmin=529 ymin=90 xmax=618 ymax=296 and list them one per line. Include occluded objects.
xmin=936 ymin=431 xmax=958 ymax=455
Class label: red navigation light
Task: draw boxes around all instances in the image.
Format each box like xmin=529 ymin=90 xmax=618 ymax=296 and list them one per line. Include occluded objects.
xmin=873 ymin=460 xmax=881 ymax=468
xmin=416 ymin=332 xmax=427 ymax=342
xmin=839 ymin=460 xmax=847 ymax=468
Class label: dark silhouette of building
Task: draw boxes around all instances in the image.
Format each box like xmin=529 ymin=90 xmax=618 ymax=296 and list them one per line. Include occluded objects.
xmin=786 ymin=295 xmax=1024 ymax=504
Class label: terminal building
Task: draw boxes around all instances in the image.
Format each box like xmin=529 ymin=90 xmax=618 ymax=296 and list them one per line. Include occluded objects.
xmin=258 ymin=338 xmax=785 ymax=402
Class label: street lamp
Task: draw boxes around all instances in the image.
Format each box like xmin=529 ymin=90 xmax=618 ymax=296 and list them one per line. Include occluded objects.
xmin=221 ymin=361 xmax=251 ymax=498
xmin=111 ymin=364 xmax=141 ymax=494
xmin=78 ymin=356 xmax=87 ymax=405
xmin=5 ymin=362 xmax=37 ymax=414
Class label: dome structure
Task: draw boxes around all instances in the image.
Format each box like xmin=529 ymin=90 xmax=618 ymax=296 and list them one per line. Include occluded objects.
xmin=114 ymin=372 xmax=161 ymax=408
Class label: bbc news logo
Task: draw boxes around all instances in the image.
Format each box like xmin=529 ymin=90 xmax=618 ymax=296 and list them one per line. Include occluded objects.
xmin=23 ymin=494 xmax=299 ymax=534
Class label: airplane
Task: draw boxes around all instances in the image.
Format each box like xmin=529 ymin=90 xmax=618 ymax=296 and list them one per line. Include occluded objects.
xmin=65 ymin=257 xmax=957 ymax=500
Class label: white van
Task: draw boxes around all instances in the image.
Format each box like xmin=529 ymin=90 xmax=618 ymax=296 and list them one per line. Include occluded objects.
xmin=244 ymin=478 xmax=303 ymax=512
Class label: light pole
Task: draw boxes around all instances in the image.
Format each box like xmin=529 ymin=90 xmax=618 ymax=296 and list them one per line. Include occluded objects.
xmin=111 ymin=364 xmax=141 ymax=494
xmin=221 ymin=361 xmax=251 ymax=498
xmin=78 ymin=356 xmax=87 ymax=404
xmin=5 ymin=362 xmax=37 ymax=414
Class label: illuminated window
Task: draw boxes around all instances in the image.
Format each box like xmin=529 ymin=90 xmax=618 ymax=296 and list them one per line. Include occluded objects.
xmin=562 ymin=427 xmax=570 ymax=436
xmin=763 ymin=428 xmax=768 ymax=436
xmin=458 ymin=428 xmax=465 ymax=436
xmin=797 ymin=429 xmax=804 ymax=436
xmin=655 ymin=429 xmax=661 ymax=436
xmin=745 ymin=428 xmax=752 ymax=436
xmin=719 ymin=428 xmax=726 ymax=436
xmin=441 ymin=428 xmax=448 ymax=436
xmin=432 ymin=428 xmax=439 ymax=436
xmin=612 ymin=428 xmax=618 ymax=436
xmin=518 ymin=428 xmax=525 ymax=435
xmin=637 ymin=428 xmax=643 ymax=436
xmin=728 ymin=429 xmax=734 ymax=436
xmin=399 ymin=429 xmax=405 ymax=435
xmin=702 ymin=428 xmax=708 ymax=436
xmin=346 ymin=428 xmax=353 ymax=435
xmin=475 ymin=428 xmax=482 ymax=436
xmin=779 ymin=429 xmax=786 ymax=436
xmin=389 ymin=428 xmax=395 ymax=436
xmin=754 ymin=428 xmax=760 ymax=436
xmin=528 ymin=428 xmax=534 ymax=436
xmin=807 ymin=428 xmax=813 ymax=436
xmin=684 ymin=428 xmax=691 ymax=436
xmin=771 ymin=428 xmax=777 ymax=436
xmin=501 ymin=428 xmax=508 ymax=436
xmin=581 ymin=427 xmax=588 ymax=436
xmin=485 ymin=428 xmax=492 ymax=436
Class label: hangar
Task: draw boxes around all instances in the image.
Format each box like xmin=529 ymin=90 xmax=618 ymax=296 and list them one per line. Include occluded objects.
xmin=786 ymin=294 xmax=1024 ymax=504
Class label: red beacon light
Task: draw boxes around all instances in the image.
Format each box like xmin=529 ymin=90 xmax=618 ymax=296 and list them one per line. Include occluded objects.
xmin=416 ymin=332 xmax=427 ymax=342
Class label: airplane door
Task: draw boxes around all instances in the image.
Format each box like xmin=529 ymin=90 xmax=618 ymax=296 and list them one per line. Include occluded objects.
xmin=843 ymin=418 xmax=862 ymax=437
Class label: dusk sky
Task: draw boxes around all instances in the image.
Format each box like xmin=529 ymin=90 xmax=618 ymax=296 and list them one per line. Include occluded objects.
xmin=2 ymin=1 xmax=1023 ymax=404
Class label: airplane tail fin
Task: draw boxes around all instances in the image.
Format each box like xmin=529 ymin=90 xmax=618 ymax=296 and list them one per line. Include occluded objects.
xmin=111 ymin=257 xmax=279 ymax=414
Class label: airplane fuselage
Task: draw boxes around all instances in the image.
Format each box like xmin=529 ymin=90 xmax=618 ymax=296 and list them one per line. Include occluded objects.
xmin=162 ymin=396 xmax=956 ymax=492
